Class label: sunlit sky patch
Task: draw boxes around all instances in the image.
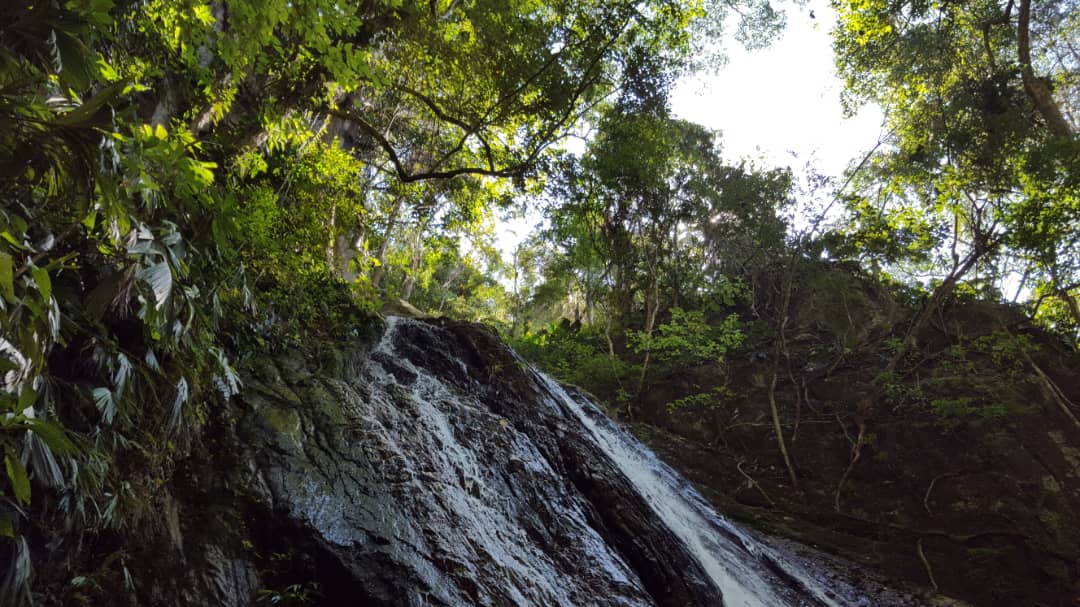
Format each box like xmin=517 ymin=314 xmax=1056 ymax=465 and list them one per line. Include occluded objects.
xmin=495 ymin=5 xmax=886 ymax=262
xmin=671 ymin=5 xmax=884 ymax=176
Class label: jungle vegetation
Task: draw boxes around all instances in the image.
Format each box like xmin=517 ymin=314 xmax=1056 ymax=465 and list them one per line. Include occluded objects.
xmin=0 ymin=0 xmax=1077 ymax=601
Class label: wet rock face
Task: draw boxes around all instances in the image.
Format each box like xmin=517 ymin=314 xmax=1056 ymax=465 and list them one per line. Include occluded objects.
xmin=237 ymin=317 xmax=720 ymax=607
xmin=30 ymin=315 xmax=953 ymax=607
xmin=116 ymin=316 xmax=947 ymax=607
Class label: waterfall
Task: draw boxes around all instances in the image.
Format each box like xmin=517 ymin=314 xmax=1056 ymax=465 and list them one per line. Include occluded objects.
xmin=362 ymin=317 xmax=655 ymax=606
xmin=535 ymin=373 xmax=857 ymax=607
xmin=253 ymin=316 xmax=895 ymax=606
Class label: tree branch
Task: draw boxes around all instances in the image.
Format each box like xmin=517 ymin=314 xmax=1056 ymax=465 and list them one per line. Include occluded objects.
xmin=326 ymin=108 xmax=528 ymax=182
xmin=326 ymin=9 xmax=633 ymax=184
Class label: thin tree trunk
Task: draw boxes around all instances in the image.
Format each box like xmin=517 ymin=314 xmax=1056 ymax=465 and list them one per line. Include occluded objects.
xmin=1061 ymin=289 xmax=1080 ymax=330
xmin=1018 ymin=0 xmax=1075 ymax=137
xmin=370 ymin=196 xmax=405 ymax=290
xmin=634 ymin=276 xmax=662 ymax=403
xmin=770 ymin=265 xmax=801 ymax=490
xmin=401 ymin=276 xmax=416 ymax=301
xmin=1049 ymin=274 xmax=1080 ymax=331
xmin=998 ymin=320 xmax=1080 ymax=429
xmin=901 ymin=245 xmax=987 ymax=359
xmin=768 ymin=372 xmax=800 ymax=490
xmin=326 ymin=202 xmax=337 ymax=267
xmin=602 ymin=308 xmax=629 ymax=411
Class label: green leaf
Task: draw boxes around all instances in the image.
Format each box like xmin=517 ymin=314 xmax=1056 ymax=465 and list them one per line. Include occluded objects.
xmin=10 ymin=216 xmax=27 ymax=236
xmin=145 ymin=348 xmax=160 ymax=371
xmin=0 ymin=231 xmax=20 ymax=247
xmin=18 ymin=385 xmax=36 ymax=410
xmin=0 ymin=515 xmax=13 ymax=538
xmin=53 ymin=29 xmax=94 ymax=91
xmin=0 ymin=252 xmax=15 ymax=304
xmin=92 ymin=387 xmax=116 ymax=424
xmin=84 ymin=270 xmax=122 ymax=320
xmin=114 ymin=353 xmax=132 ymax=398
xmin=24 ymin=419 xmax=76 ymax=455
xmin=169 ymin=377 xmax=189 ymax=431
xmin=0 ymin=357 xmax=17 ymax=377
xmin=31 ymin=266 xmax=51 ymax=301
xmin=137 ymin=261 xmax=173 ymax=308
xmin=5 ymin=452 xmax=30 ymax=506
xmin=95 ymin=55 xmax=119 ymax=81
xmin=54 ymin=81 xmax=125 ymax=126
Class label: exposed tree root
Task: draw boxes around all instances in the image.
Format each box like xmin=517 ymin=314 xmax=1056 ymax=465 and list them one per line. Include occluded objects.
xmin=916 ymin=538 xmax=939 ymax=593
xmin=923 ymin=471 xmax=965 ymax=517
xmin=736 ymin=459 xmax=777 ymax=508
xmin=768 ymin=371 xmax=800 ymax=491
xmin=834 ymin=418 xmax=866 ymax=513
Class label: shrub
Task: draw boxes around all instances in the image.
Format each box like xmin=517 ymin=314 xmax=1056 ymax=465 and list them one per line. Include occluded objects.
xmin=511 ymin=323 xmax=637 ymax=404
xmin=627 ymin=307 xmax=745 ymax=368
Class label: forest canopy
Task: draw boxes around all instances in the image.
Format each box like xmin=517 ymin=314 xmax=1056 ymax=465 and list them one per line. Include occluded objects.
xmin=1 ymin=0 xmax=1077 ymax=602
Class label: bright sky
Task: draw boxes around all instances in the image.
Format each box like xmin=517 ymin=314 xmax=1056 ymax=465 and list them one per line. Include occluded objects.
xmin=494 ymin=5 xmax=885 ymax=265
xmin=671 ymin=5 xmax=885 ymax=176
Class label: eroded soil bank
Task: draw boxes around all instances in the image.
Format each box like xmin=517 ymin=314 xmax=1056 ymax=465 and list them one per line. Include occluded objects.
xmin=622 ymin=271 xmax=1080 ymax=606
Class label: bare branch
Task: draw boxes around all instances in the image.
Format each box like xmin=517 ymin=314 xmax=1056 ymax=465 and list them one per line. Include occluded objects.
xmin=326 ymin=108 xmax=529 ymax=182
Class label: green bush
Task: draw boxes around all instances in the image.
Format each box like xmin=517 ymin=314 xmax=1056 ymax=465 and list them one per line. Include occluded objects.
xmin=666 ymin=385 xmax=738 ymax=413
xmin=918 ymin=332 xmax=1037 ymax=430
xmin=627 ymin=307 xmax=745 ymax=368
xmin=511 ymin=323 xmax=637 ymax=404
xmin=930 ymin=397 xmax=1009 ymax=431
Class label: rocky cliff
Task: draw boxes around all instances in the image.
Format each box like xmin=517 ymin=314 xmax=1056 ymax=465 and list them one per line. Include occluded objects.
xmin=30 ymin=315 xmax=948 ymax=606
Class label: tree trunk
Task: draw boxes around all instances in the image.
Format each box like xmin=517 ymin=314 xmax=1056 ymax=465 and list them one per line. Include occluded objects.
xmin=1057 ymin=286 xmax=1080 ymax=334
xmin=370 ymin=196 xmax=404 ymax=290
xmin=401 ymin=276 xmax=416 ymax=301
xmin=633 ymin=276 xmax=662 ymax=405
xmin=326 ymin=202 xmax=337 ymax=267
xmin=1018 ymin=0 xmax=1075 ymax=137
xmin=902 ymin=241 xmax=992 ymax=355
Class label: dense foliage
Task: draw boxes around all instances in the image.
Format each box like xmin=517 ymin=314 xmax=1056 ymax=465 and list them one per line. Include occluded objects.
xmin=1 ymin=0 xmax=1077 ymax=601
xmin=0 ymin=0 xmax=777 ymax=600
xmin=830 ymin=0 xmax=1080 ymax=339
xmin=508 ymin=0 xmax=1080 ymax=413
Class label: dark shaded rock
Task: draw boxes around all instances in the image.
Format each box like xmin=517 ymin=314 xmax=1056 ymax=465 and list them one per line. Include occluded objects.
xmin=34 ymin=316 xmax=937 ymax=607
xmin=234 ymin=318 xmax=666 ymax=606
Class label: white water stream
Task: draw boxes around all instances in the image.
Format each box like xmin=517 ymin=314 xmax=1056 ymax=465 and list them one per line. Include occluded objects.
xmin=536 ymin=373 xmax=852 ymax=607
xmin=371 ymin=317 xmax=869 ymax=606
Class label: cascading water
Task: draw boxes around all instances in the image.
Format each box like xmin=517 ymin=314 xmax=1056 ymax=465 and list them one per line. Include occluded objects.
xmin=534 ymin=373 xmax=860 ymax=607
xmin=357 ymin=318 xmax=652 ymax=606
xmin=240 ymin=316 xmax=919 ymax=606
